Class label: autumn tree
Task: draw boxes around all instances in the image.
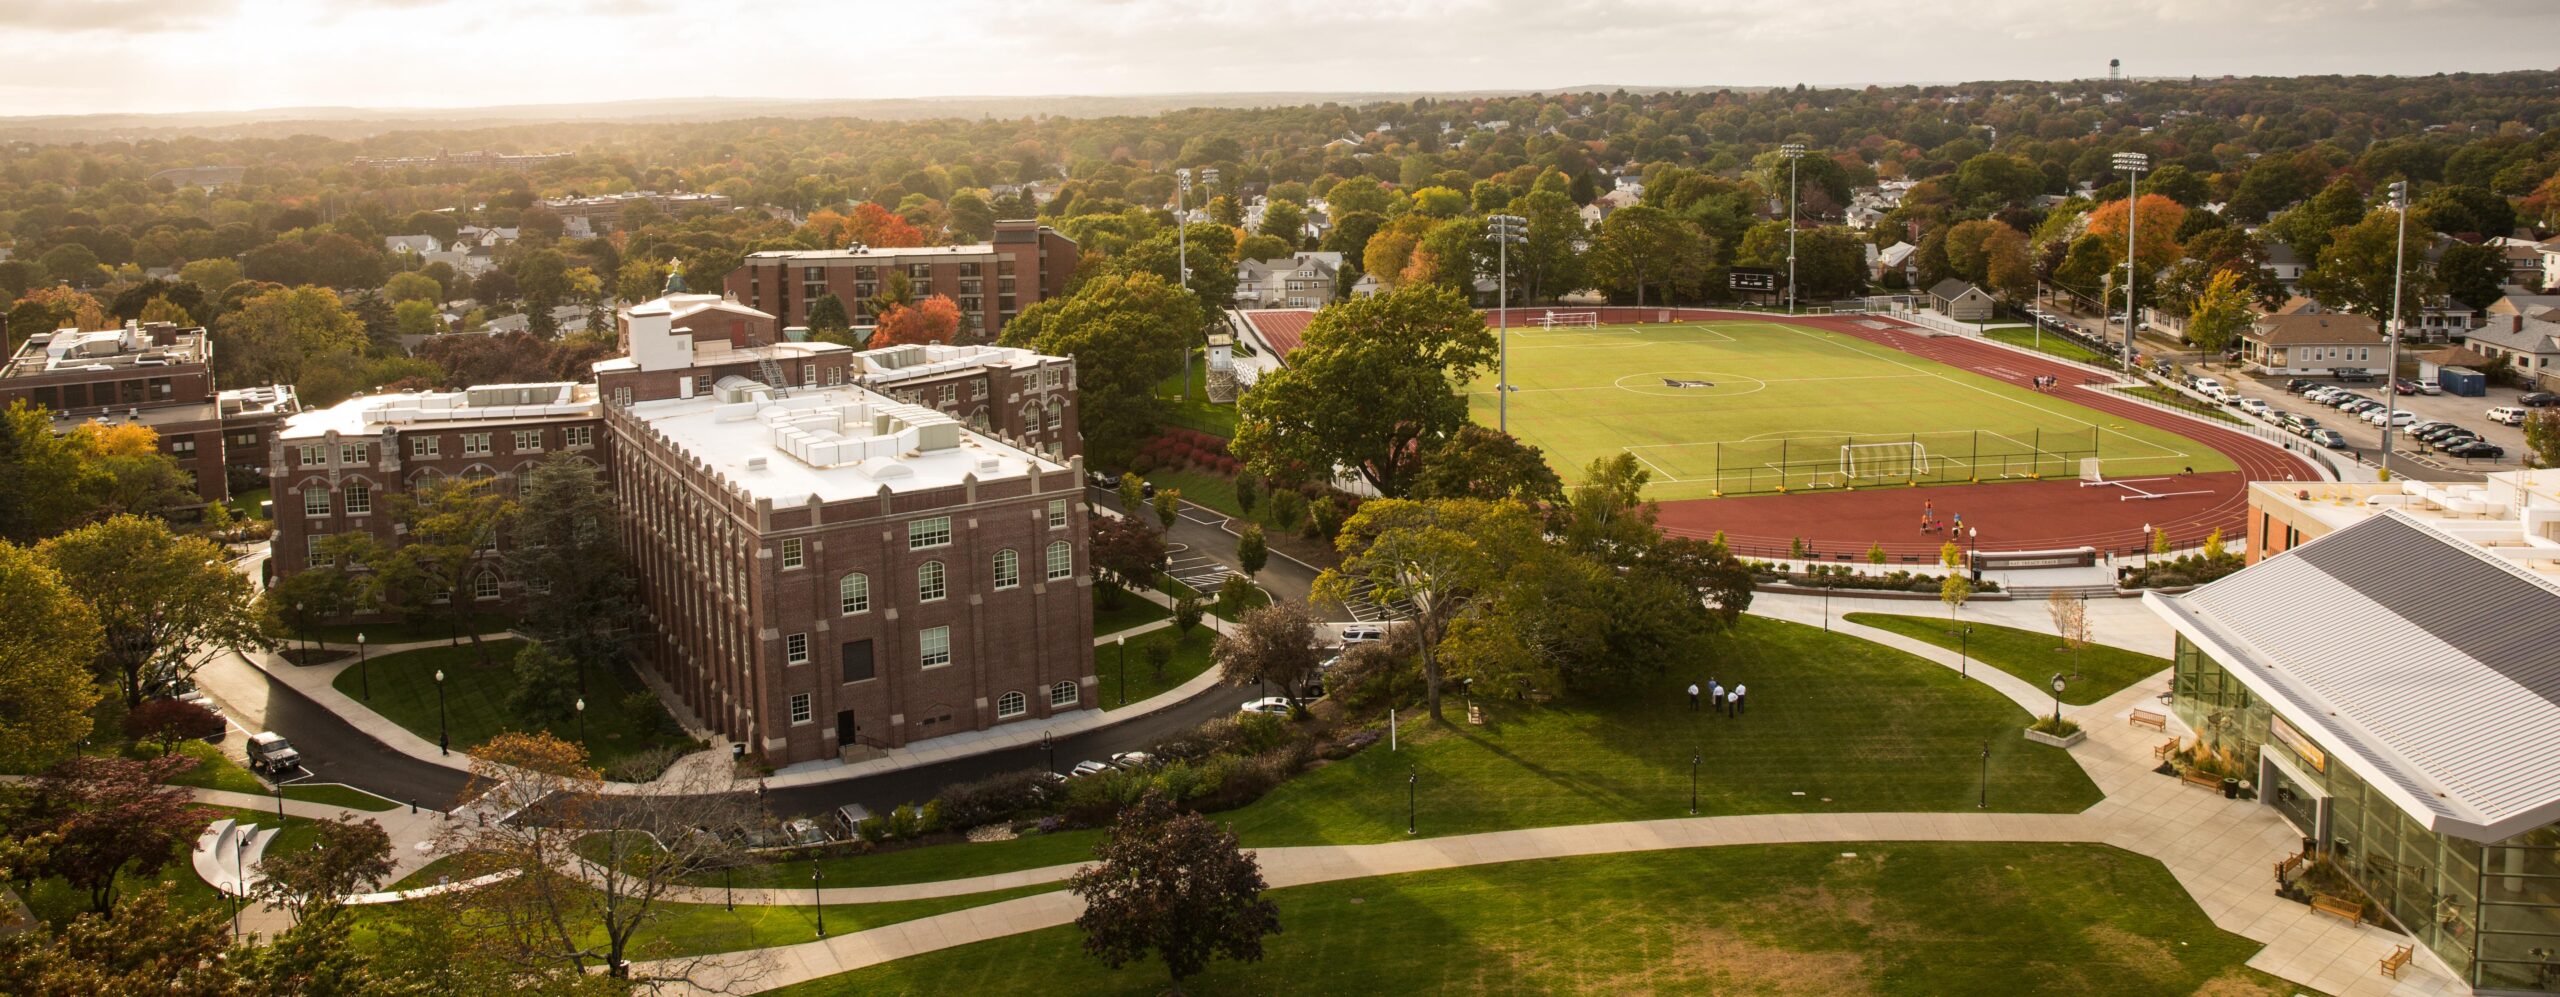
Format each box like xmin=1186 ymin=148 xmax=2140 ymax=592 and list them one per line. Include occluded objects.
xmin=333 ymin=476 xmax=517 ymax=663
xmin=2299 ymin=209 xmax=2437 ymax=330
xmin=212 ymin=286 xmax=370 ymax=405
xmin=29 ymin=754 xmax=212 ymax=913
xmin=67 ymin=423 xmax=194 ymax=520
xmin=0 ymin=401 xmax=110 ymax=543
xmin=1234 ymin=523 xmax=1268 ymax=582
xmin=1410 ymin=424 xmax=1566 ymax=505
xmin=1090 ymin=514 xmax=1167 ymax=600
xmin=1316 ymin=498 xmax=1543 ymax=720
xmin=1588 ymin=204 xmax=1699 ymax=306
xmin=1213 ymin=600 xmax=1322 ymax=702
xmin=873 ymin=294 xmax=963 ymax=346
xmin=1070 ymin=790 xmax=1282 ymax=991
xmin=1233 ymin=286 xmax=1495 ymax=499
xmin=257 ymin=815 xmax=395 ymax=925
xmin=2185 ymin=269 xmax=2255 ymax=359
xmin=39 ymin=515 xmax=261 ymax=707
xmin=0 ymin=542 xmax=103 ymax=770
xmin=121 ymin=698 xmax=218 ymax=756
xmin=2047 ymin=592 xmax=2092 ymax=681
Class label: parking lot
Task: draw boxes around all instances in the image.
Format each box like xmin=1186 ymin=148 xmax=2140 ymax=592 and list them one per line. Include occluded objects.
xmin=2208 ymin=369 xmax=2536 ymax=479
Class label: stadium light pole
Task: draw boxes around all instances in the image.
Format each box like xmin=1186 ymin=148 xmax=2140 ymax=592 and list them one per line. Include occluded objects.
xmin=2381 ymin=180 xmax=2411 ymax=469
xmin=1781 ymin=144 xmax=1805 ymax=315
xmin=1175 ymin=168 xmax=1193 ymax=402
xmin=1487 ymin=214 xmax=1528 ymax=434
xmin=2112 ymin=152 xmax=2150 ymax=377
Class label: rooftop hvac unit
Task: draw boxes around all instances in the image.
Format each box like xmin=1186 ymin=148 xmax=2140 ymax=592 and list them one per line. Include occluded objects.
xmin=744 ymin=456 xmax=768 ymax=472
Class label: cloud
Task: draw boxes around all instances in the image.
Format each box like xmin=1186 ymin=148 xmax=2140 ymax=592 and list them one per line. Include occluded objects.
xmin=1 ymin=0 xmax=242 ymax=32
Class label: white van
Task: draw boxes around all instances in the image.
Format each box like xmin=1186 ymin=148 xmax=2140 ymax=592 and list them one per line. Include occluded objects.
xmin=2488 ymin=406 xmax=2528 ymax=426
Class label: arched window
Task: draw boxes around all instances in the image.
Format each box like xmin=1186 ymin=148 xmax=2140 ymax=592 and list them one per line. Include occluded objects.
xmin=1049 ymin=681 xmax=1079 ymax=708
xmin=839 ymin=573 xmax=870 ymax=614
xmin=1045 ymin=398 xmax=1062 ymax=430
xmin=1045 ymin=540 xmax=1072 ymax=580
xmin=472 ymin=570 xmax=501 ymax=600
xmin=343 ymin=480 xmax=373 ymax=516
xmin=996 ymin=691 xmax=1027 ymax=719
xmin=917 ymin=560 xmax=946 ymax=601
xmin=992 ymin=549 xmax=1019 ymax=590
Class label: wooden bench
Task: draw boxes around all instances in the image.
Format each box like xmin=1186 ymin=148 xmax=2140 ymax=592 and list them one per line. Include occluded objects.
xmin=2311 ymin=894 xmax=2365 ymax=925
xmin=2378 ymin=943 xmax=2413 ymax=978
xmin=2152 ymin=736 xmax=2182 ymax=761
xmin=2274 ymin=853 xmax=2303 ymax=885
xmin=2180 ymin=769 xmax=2225 ymax=791
xmin=2129 ymin=709 xmax=2169 ymax=731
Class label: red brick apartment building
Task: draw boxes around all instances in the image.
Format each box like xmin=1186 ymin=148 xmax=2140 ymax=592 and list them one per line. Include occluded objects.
xmin=271 ymin=291 xmax=1095 ymax=766
xmin=723 ymin=218 xmax=1076 ymax=339
xmin=3 ymin=323 xmax=249 ymax=505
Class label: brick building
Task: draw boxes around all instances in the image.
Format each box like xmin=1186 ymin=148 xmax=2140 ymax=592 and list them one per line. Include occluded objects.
xmin=724 ymin=219 xmax=1077 ymax=340
xmin=4 ymin=324 xmax=232 ymax=505
xmin=267 ymin=382 xmax=604 ymax=595
xmin=217 ymin=385 xmax=300 ymax=499
xmin=849 ymin=343 xmax=1082 ymax=463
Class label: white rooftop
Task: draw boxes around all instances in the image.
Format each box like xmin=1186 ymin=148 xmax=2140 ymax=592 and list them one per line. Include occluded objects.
xmin=628 ymin=380 xmax=1062 ymax=502
xmin=280 ymin=382 xmax=597 ymax=440
xmin=744 ymin=242 xmax=1001 ymax=262
xmin=852 ymin=343 xmax=1056 ymax=382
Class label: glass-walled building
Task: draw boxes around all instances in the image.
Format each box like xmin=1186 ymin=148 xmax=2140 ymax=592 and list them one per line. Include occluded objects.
xmin=2150 ymin=510 xmax=2560 ymax=993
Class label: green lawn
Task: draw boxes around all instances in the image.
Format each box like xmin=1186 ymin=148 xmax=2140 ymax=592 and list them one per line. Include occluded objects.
xmin=299 ymin=612 xmax=515 ymax=646
xmin=1145 ymin=467 xmax=1243 ymax=520
xmin=778 ymin=843 xmax=2297 ymax=997
xmin=283 ymin=782 xmax=402 ymax=812
xmin=1092 ymin=588 xmax=1171 ymax=636
xmin=1464 ymin=318 xmax=2231 ymax=500
xmin=1092 ymin=625 xmax=1217 ymax=709
xmin=587 ymin=883 xmax=1061 ymax=961
xmin=387 ymin=853 xmax=474 ymax=891
xmin=1843 ymin=613 xmax=2172 ymax=706
xmin=1986 ymin=325 xmax=2113 ymax=366
xmin=331 ymin=639 xmax=694 ymax=774
xmin=725 ymin=616 xmax=2099 ymax=889
xmin=20 ymin=805 xmax=314 ymax=928
xmin=160 ymin=739 xmax=268 ymax=795
xmin=2119 ymin=385 xmax=2243 ymax=424
xmin=1153 ymin=352 xmax=1238 ymax=438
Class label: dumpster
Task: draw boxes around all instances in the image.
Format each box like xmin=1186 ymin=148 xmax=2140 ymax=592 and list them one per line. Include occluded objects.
xmin=2437 ymin=366 xmax=2486 ymax=397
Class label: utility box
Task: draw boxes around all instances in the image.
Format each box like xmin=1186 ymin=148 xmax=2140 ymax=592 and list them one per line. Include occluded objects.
xmin=2437 ymin=366 xmax=2486 ymax=397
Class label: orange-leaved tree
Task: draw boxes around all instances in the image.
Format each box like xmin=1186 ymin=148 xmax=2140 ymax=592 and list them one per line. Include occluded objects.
xmin=874 ymin=294 xmax=962 ymax=346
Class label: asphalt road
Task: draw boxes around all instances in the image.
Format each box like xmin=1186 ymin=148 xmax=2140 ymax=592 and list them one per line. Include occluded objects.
xmin=199 ymin=645 xmax=479 ymax=809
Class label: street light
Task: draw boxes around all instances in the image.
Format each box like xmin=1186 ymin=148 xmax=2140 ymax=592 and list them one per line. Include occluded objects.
xmin=2141 ymin=523 xmax=2154 ymax=568
xmin=1689 ymin=751 xmax=1701 ymax=816
xmin=1978 ymin=740 xmax=1990 ymax=809
xmin=812 ymin=852 xmax=825 ymax=938
xmin=2049 ymin=673 xmax=2068 ymax=725
xmin=1487 ymin=213 xmax=1527 ymax=434
xmin=1041 ymin=729 xmax=1054 ymax=775
xmin=2381 ymin=180 xmax=2411 ymax=467
xmin=1117 ymin=636 xmax=1128 ymax=706
xmin=434 ymin=668 xmax=449 ymax=756
xmin=292 ymin=601 xmax=305 ymax=659
xmin=2111 ymin=151 xmax=2150 ymax=377
xmin=357 ymin=632 xmax=369 ymax=701
xmin=575 ymin=697 xmax=587 ymax=745
xmin=1406 ymin=766 xmax=1418 ymax=836
xmin=1967 ymin=526 xmax=1980 ymax=584
xmin=1780 ymin=144 xmax=1805 ymax=315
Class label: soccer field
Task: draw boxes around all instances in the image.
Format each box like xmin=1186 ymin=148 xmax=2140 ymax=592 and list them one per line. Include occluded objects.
xmin=1463 ymin=318 xmax=2234 ymax=501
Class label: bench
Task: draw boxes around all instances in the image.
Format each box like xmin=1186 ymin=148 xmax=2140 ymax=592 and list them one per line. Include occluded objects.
xmin=2152 ymin=736 xmax=2182 ymax=762
xmin=2378 ymin=943 xmax=2413 ymax=978
xmin=2311 ymin=894 xmax=2365 ymax=925
xmin=2180 ymin=769 xmax=2225 ymax=791
xmin=2129 ymin=709 xmax=2169 ymax=731
xmin=2274 ymin=853 xmax=2303 ymax=885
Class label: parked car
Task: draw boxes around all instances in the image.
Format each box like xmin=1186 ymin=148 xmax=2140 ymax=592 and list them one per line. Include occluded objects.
xmin=2310 ymin=429 xmax=2351 ymax=450
xmin=1240 ymin=697 xmax=1294 ymax=717
xmin=2284 ymin=378 xmax=2317 ymax=393
xmin=2424 ymin=432 xmax=2482 ymax=452
xmin=1108 ymin=751 xmax=1157 ymax=771
xmin=246 ymin=731 xmax=302 ymax=774
xmin=2394 ymin=378 xmax=2423 ymax=396
xmin=2488 ymin=406 xmax=2528 ymax=426
xmin=2409 ymin=420 xmax=2456 ymax=436
xmin=780 ymin=818 xmax=829 ymax=845
xmin=2417 ymin=424 xmax=2475 ymax=443
xmin=2520 ymin=392 xmax=2560 ymax=408
xmin=1068 ymin=759 xmax=1114 ymax=778
xmin=2366 ymin=409 xmax=2415 ymax=428
xmin=2445 ymin=440 xmax=2506 ymax=460
xmin=1086 ymin=469 xmax=1118 ymax=489
xmin=1339 ymin=624 xmax=1388 ymax=645
xmin=2280 ymin=413 xmax=2314 ymax=434
xmin=832 ymin=803 xmax=873 ymax=840
xmin=2235 ymin=398 xmax=2271 ymax=418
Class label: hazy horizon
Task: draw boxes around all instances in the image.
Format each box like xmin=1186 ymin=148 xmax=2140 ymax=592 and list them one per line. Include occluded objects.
xmin=4 ymin=0 xmax=2553 ymax=119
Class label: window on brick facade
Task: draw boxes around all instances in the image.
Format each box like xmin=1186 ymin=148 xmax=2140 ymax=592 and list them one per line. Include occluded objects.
xmin=790 ymin=693 xmax=812 ymax=725
xmin=918 ymin=560 xmax=946 ymax=601
xmin=1045 ymin=399 xmax=1062 ymax=430
xmin=1048 ymin=499 xmax=1068 ymax=529
xmin=473 ymin=571 xmax=501 ymax=600
xmin=463 ymin=433 xmax=492 ymax=455
xmin=340 ymin=443 xmax=368 ymax=464
xmin=169 ymin=437 xmax=196 ymax=457
xmin=411 ymin=436 xmax=441 ymax=458
xmin=997 ymin=690 xmax=1026 ymax=718
xmin=781 ymin=538 xmax=804 ymax=569
xmin=993 ymin=549 xmax=1019 ymax=590
xmin=305 ymin=534 xmax=332 ymax=568
xmin=299 ymin=445 xmax=326 ymax=467
xmin=939 ymin=383 xmax=955 ymax=405
xmin=839 ymin=573 xmax=870 ymax=614
xmin=1050 ymin=681 xmax=1078 ymax=708
xmin=304 ymin=486 xmax=330 ymax=517
xmin=787 ymin=632 xmax=809 ymax=664
xmin=566 ymin=426 xmax=592 ymax=449
xmin=1046 ymin=541 xmax=1072 ymax=580
xmin=513 ymin=429 xmax=542 ymax=452
xmin=908 ymin=516 xmax=951 ymax=549
xmin=344 ymin=482 xmax=371 ymax=516
xmin=920 ymin=626 xmax=951 ymax=668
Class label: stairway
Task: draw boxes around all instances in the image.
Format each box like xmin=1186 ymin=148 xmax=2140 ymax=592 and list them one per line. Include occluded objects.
xmin=2004 ymin=582 xmax=2125 ymax=599
xmin=754 ymin=355 xmax=791 ymax=397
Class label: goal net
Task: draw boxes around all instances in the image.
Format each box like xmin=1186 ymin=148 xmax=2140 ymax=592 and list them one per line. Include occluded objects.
xmin=1841 ymin=442 xmax=1930 ymax=479
xmin=1531 ymin=311 xmax=1600 ymax=329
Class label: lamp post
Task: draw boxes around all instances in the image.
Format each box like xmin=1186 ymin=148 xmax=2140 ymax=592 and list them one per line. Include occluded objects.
xmin=2381 ymin=180 xmax=2411 ymax=467
xmin=2142 ymin=523 xmax=2154 ymax=568
xmin=1689 ymin=751 xmax=1701 ymax=816
xmin=275 ymin=768 xmax=285 ymax=822
xmin=2111 ymin=152 xmax=2150 ymax=377
xmin=1781 ymin=144 xmax=1805 ymax=315
xmin=812 ymin=853 xmax=825 ymax=938
xmin=1041 ymin=729 xmax=1054 ymax=775
xmin=1176 ymin=168 xmax=1191 ymax=402
xmin=292 ymin=601 xmax=305 ymax=659
xmin=357 ymin=632 xmax=369 ymax=701
xmin=575 ymin=697 xmax=586 ymax=745
xmin=1978 ymin=740 xmax=1990 ymax=809
xmin=1117 ymin=636 xmax=1127 ymax=706
xmin=1967 ymin=525 xmax=1980 ymax=584
xmin=1406 ymin=766 xmax=1418 ymax=836
xmin=2049 ymin=673 xmax=2068 ymax=725
xmin=1487 ymin=213 xmax=1527 ymax=434
xmin=434 ymin=668 xmax=448 ymax=756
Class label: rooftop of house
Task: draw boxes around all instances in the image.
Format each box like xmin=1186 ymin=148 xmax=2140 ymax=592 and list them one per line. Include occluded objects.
xmin=278 ymin=382 xmax=598 ymax=441
xmin=2150 ymin=484 xmax=2560 ymax=842
xmin=218 ymin=384 xmax=301 ymax=419
xmin=2247 ymin=312 xmax=2385 ymax=345
xmin=4 ymin=324 xmax=208 ymax=378
xmin=2466 ymin=317 xmax=2560 ymax=356
xmin=625 ymin=379 xmax=1065 ymax=502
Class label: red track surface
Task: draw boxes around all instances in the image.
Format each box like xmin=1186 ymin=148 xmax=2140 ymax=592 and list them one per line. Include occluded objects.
xmin=1631 ymin=310 xmax=2322 ymax=561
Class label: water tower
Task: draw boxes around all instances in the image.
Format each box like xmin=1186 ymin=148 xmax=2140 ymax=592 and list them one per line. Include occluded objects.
xmin=2109 ymin=58 xmax=2122 ymax=83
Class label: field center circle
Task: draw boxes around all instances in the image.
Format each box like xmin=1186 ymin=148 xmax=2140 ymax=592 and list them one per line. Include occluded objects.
xmin=1611 ymin=371 xmax=1767 ymax=398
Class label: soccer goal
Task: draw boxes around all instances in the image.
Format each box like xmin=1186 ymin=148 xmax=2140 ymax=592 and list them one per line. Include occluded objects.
xmin=1531 ymin=311 xmax=1601 ymax=329
xmin=1841 ymin=441 xmax=1931 ymax=480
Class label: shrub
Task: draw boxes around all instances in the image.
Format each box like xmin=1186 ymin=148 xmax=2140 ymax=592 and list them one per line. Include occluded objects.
xmin=2027 ymin=715 xmax=2082 ymax=737
xmin=1266 ymin=489 xmax=1307 ymax=531
xmin=1130 ymin=453 xmax=1157 ymax=474
xmin=1309 ymin=494 xmax=1347 ymax=539
xmin=932 ymin=768 xmax=1059 ymax=828
xmin=124 ymin=698 xmax=221 ymax=752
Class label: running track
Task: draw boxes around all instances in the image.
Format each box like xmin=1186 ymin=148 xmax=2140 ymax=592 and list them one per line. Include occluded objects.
xmin=1582 ymin=310 xmax=2321 ymax=562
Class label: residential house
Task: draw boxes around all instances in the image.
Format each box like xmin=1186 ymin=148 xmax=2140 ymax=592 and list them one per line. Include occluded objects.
xmin=1927 ymin=279 xmax=1996 ymax=322
xmin=2263 ymin=240 xmax=2309 ymax=287
xmin=1868 ymin=242 xmax=1918 ymax=285
xmin=384 ymin=234 xmax=442 ymax=257
xmin=2240 ymin=312 xmax=2386 ymax=376
xmin=2463 ymin=314 xmax=2560 ymax=389
xmin=1234 ymin=252 xmax=1357 ymax=309
xmin=1578 ymin=187 xmax=1643 ymax=228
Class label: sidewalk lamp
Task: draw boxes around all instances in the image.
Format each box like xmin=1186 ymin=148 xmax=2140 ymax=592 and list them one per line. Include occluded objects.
xmin=1117 ymin=636 xmax=1128 ymax=706
xmin=575 ymin=697 xmax=587 ymax=745
xmin=1487 ymin=213 xmax=1528 ymax=433
xmin=292 ymin=601 xmax=305 ymax=659
xmin=1041 ymin=729 xmax=1054 ymax=775
xmin=357 ymin=632 xmax=369 ymax=700
xmin=1978 ymin=740 xmax=1990 ymax=809
xmin=2111 ymin=151 xmax=2150 ymax=377
xmin=1689 ymin=752 xmax=1701 ymax=816
xmin=434 ymin=668 xmax=449 ymax=756
xmin=1407 ymin=766 xmax=1418 ymax=836
xmin=2049 ymin=673 xmax=2068 ymax=725
xmin=2141 ymin=523 xmax=2154 ymax=567
xmin=1781 ymin=144 xmax=1806 ymax=315
xmin=812 ymin=852 xmax=826 ymax=938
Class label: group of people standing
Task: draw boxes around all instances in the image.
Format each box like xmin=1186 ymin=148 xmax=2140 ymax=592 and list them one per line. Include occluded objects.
xmin=1686 ymin=679 xmax=1748 ymax=716
xmin=2030 ymin=374 xmax=2062 ymax=390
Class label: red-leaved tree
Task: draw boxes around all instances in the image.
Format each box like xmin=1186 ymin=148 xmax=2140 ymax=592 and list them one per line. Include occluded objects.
xmin=1070 ymin=789 xmax=1281 ymax=991
xmin=32 ymin=754 xmax=214 ymax=914
xmin=874 ymin=294 xmax=963 ymax=347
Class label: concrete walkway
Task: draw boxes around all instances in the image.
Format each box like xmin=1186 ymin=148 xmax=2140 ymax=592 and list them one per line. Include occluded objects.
xmin=185 ymin=785 xmax=459 ymax=938
xmin=635 ymin=588 xmax=2456 ymax=996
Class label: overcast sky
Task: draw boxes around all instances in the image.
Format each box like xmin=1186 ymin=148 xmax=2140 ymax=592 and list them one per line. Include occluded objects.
xmin=4 ymin=0 xmax=2553 ymax=117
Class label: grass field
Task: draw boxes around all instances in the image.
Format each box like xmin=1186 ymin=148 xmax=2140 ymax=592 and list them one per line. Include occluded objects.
xmin=1843 ymin=613 xmax=2172 ymax=706
xmin=1986 ymin=325 xmax=2113 ymax=366
xmin=1466 ymin=319 xmax=2231 ymax=500
xmin=778 ymin=843 xmax=2297 ymax=997
xmin=332 ymin=639 xmax=695 ymax=775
